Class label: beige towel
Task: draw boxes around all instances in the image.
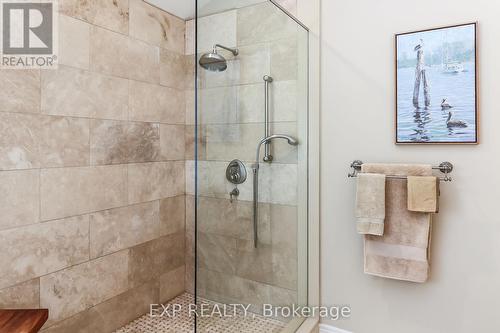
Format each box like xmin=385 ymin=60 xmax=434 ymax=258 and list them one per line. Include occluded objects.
xmin=362 ymin=163 xmax=433 ymax=283
xmin=355 ymin=173 xmax=386 ymax=236
xmin=407 ymin=176 xmax=439 ymax=213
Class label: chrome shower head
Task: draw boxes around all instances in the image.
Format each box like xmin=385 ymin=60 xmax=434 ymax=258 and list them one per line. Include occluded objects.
xmin=199 ymin=51 xmax=227 ymax=72
xmin=199 ymin=44 xmax=238 ymax=72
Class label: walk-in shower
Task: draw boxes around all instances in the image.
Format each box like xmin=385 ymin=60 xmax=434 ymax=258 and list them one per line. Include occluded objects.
xmin=195 ymin=0 xmax=309 ymax=332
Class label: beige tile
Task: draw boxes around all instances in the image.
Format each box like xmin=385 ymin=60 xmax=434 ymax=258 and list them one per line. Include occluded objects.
xmin=90 ymin=26 xmax=160 ymax=83
xmin=273 ymin=80 xmax=298 ymax=122
xmin=271 ymin=38 xmax=298 ymax=81
xmin=185 ymin=257 xmax=195 ymax=294
xmin=40 ymin=310 xmax=89 ymax=333
xmin=269 ymin=285 xmax=297 ymax=307
xmin=0 ymin=170 xmax=39 ymax=231
xmin=90 ymin=26 xmax=129 ymax=78
xmin=198 ymin=86 xmax=238 ymax=124
xmin=128 ymin=81 xmax=162 ymax=122
xmin=237 ymin=2 xmax=297 ymax=46
xmin=159 ymin=195 xmax=185 ymax=236
xmin=196 ymin=196 xmax=271 ymax=245
xmin=204 ymin=122 xmax=298 ymax=163
xmin=0 ymin=113 xmax=40 ymax=170
xmin=128 ymin=38 xmax=160 ymax=84
xmin=42 ymin=65 xmax=128 ymax=120
xmin=90 ymin=120 xmax=160 ymax=165
xmin=41 ymin=165 xmax=127 ymax=221
xmin=238 ymin=81 xmax=297 ymax=123
xmin=41 ymin=281 xmax=158 ymax=333
xmin=128 ymin=233 xmax=185 ymax=287
xmin=270 ymin=204 xmax=298 ymax=249
xmin=160 ymin=48 xmax=187 ymax=89
xmin=238 ymin=43 xmax=271 ymax=85
xmin=185 ymin=19 xmax=195 ymax=55
xmin=90 ymin=119 xmax=127 ymax=165
xmin=185 ymin=55 xmax=195 ymax=90
xmin=0 ymin=279 xmax=39 ymax=309
xmin=198 ymin=232 xmax=237 ymax=275
xmin=0 ymin=70 xmax=40 ymax=114
xmin=160 ymin=124 xmax=185 ymax=161
xmin=59 ymin=0 xmax=129 ymax=34
xmin=258 ymin=163 xmax=298 ymax=205
xmin=129 ymin=0 xmax=185 ymax=51
xmin=128 ymin=161 xmax=184 ymax=204
xmin=40 ymin=250 xmax=129 ymax=324
xmin=128 ymin=121 xmax=161 ymax=163
xmin=198 ymin=269 xmax=274 ymax=311
xmin=39 ymin=115 xmax=90 ymax=168
xmin=89 ymin=201 xmax=160 ymax=258
xmin=235 ymin=241 xmax=274 ymax=285
xmin=185 ymin=89 xmax=195 ymax=125
xmin=0 ymin=215 xmax=89 ymax=290
xmin=159 ymin=266 xmax=185 ymax=303
xmin=59 ymin=14 xmax=90 ymax=70
xmin=237 ymin=83 xmax=264 ymax=123
xmin=272 ymin=247 xmax=297 ymax=290
xmin=196 ymin=10 xmax=237 ymax=54
xmin=0 ymin=113 xmax=89 ymax=170
xmin=184 ymin=125 xmax=195 ymax=160
xmin=129 ymin=80 xmax=185 ymax=124
xmin=86 ymin=280 xmax=158 ymax=332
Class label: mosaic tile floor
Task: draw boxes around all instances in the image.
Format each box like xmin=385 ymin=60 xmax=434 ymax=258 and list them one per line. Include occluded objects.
xmin=114 ymin=293 xmax=286 ymax=333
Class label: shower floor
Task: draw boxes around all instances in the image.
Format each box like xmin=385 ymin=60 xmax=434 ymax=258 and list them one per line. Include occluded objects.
xmin=114 ymin=293 xmax=286 ymax=333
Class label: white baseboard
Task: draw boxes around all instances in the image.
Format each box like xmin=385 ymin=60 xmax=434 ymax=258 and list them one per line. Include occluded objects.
xmin=319 ymin=323 xmax=352 ymax=333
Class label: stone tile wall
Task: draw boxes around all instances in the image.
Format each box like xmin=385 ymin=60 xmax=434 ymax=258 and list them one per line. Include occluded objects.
xmin=0 ymin=1 xmax=189 ymax=331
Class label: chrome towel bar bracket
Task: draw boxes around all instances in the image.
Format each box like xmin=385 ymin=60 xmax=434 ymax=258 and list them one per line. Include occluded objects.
xmin=348 ymin=160 xmax=454 ymax=182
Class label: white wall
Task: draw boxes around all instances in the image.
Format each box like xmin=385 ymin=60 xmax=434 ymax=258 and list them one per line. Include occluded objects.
xmin=321 ymin=1 xmax=500 ymax=332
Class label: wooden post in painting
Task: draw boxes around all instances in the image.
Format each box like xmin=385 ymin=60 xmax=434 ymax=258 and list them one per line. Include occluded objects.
xmin=412 ymin=39 xmax=431 ymax=108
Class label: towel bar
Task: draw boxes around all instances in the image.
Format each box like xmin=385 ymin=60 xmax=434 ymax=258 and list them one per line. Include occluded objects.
xmin=348 ymin=160 xmax=453 ymax=182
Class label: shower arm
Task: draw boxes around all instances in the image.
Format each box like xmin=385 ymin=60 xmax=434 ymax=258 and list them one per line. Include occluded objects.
xmin=213 ymin=44 xmax=239 ymax=56
xmin=252 ymin=135 xmax=299 ymax=248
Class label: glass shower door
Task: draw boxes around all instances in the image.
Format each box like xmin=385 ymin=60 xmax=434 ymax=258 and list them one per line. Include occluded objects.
xmin=193 ymin=1 xmax=309 ymax=331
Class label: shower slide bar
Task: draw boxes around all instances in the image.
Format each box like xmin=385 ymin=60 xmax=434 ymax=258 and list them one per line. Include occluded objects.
xmin=263 ymin=75 xmax=274 ymax=162
xmin=347 ymin=160 xmax=454 ymax=182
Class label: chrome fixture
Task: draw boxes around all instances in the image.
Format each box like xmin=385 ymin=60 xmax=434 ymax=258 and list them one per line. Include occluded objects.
xmin=348 ymin=160 xmax=454 ymax=182
xmin=252 ymin=134 xmax=299 ymax=247
xmin=263 ymin=75 xmax=274 ymax=162
xmin=199 ymin=44 xmax=239 ymax=72
xmin=226 ymin=160 xmax=246 ymax=203
xmin=229 ymin=188 xmax=240 ymax=203
xmin=226 ymin=159 xmax=247 ymax=184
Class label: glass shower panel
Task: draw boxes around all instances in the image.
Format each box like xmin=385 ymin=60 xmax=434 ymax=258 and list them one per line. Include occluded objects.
xmin=195 ymin=1 xmax=308 ymax=332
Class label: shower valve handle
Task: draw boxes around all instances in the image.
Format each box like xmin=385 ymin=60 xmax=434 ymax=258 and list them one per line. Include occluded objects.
xmin=229 ymin=188 xmax=240 ymax=203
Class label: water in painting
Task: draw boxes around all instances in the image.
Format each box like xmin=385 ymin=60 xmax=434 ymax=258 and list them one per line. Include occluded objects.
xmin=396 ymin=23 xmax=476 ymax=143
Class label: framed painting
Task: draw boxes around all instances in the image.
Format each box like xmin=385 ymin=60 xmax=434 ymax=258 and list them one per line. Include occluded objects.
xmin=395 ymin=23 xmax=478 ymax=144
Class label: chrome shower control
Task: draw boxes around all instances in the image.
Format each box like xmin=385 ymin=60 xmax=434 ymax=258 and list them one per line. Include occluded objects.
xmin=229 ymin=188 xmax=240 ymax=203
xmin=226 ymin=159 xmax=247 ymax=185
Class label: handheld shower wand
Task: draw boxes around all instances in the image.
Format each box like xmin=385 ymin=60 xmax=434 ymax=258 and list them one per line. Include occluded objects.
xmin=252 ymin=134 xmax=298 ymax=248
